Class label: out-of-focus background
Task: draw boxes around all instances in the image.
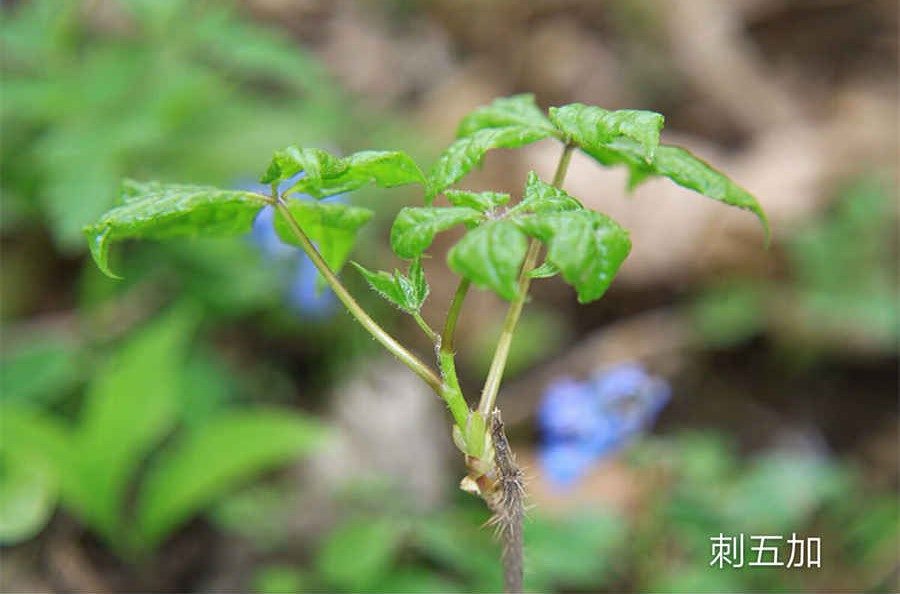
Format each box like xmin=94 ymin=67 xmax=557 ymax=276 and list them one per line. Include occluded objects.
xmin=1 ymin=1 xmax=897 ymax=592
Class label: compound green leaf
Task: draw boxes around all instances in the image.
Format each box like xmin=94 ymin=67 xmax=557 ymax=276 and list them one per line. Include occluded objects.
xmin=445 ymin=190 xmax=510 ymax=212
xmin=447 ymin=220 xmax=528 ymax=301
xmin=390 ymin=206 xmax=483 ymax=259
xmin=135 ymin=409 xmax=326 ymax=553
xmin=428 ymin=126 xmax=552 ymax=201
xmin=517 ymin=210 xmax=630 ymax=303
xmin=456 ymin=93 xmax=556 ymax=138
xmin=76 ymin=308 xmax=194 ymax=545
xmin=511 ymin=172 xmax=584 ymax=215
xmin=84 ymin=182 xmax=269 ymax=278
xmin=284 ymin=150 xmax=426 ymax=198
xmin=273 ymin=201 xmax=373 ymax=275
xmin=550 ymin=103 xmax=664 ymax=163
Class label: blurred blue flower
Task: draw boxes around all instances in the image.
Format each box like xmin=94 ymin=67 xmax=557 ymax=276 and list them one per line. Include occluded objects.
xmin=538 ymin=362 xmax=671 ymax=488
xmin=238 ymin=173 xmax=341 ymax=318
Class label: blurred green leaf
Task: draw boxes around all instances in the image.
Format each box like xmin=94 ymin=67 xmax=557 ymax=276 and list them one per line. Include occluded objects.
xmin=390 ymin=206 xmax=483 ymax=259
xmin=0 ymin=404 xmax=77 ymax=520
xmin=273 ymin=201 xmax=373 ymax=277
xmin=213 ymin=483 xmax=294 ymax=551
xmin=789 ymin=176 xmax=899 ymax=347
xmin=649 ymin=565 xmax=744 ymax=593
xmin=2 ymin=0 xmax=356 ymax=251
xmin=252 ymin=564 xmax=313 ymax=594
xmin=412 ymin=510 xmax=502 ymax=589
xmin=0 ymin=448 xmax=57 ymax=545
xmin=725 ymin=452 xmax=849 ymax=533
xmin=517 ymin=209 xmax=631 ymax=303
xmin=0 ymin=334 xmax=81 ymax=407
xmin=692 ymin=280 xmax=766 ymax=347
xmin=75 ymin=309 xmax=194 ymax=544
xmin=447 ymin=220 xmax=528 ymax=301
xmin=317 ymin=516 xmax=405 ymax=591
xmin=550 ymin=103 xmax=664 ymax=162
xmin=524 ymin=512 xmax=626 ymax=591
xmin=84 ymin=182 xmax=269 ymax=278
xmin=374 ymin=567 xmax=464 ymax=593
xmin=465 ymin=307 xmax=568 ymax=377
xmin=135 ymin=408 xmax=326 ymax=552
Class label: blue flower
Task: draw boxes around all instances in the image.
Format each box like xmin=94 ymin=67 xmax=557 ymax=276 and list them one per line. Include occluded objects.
xmin=538 ymin=362 xmax=671 ymax=488
xmin=239 ymin=173 xmax=342 ymax=317
xmin=286 ymin=252 xmax=336 ymax=318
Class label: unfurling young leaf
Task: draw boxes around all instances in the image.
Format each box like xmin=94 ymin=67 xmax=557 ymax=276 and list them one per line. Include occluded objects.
xmin=353 ymin=259 xmax=429 ymax=314
xmin=511 ymin=172 xmax=584 ymax=215
xmin=447 ymin=220 xmax=529 ymax=301
xmin=428 ymin=95 xmax=558 ymax=201
xmin=272 ymin=201 xmax=373 ymax=276
xmin=84 ymin=182 xmax=270 ymax=278
xmin=261 ymin=147 xmax=425 ymax=199
xmin=445 ymin=190 xmax=510 ymax=213
xmin=390 ymin=206 xmax=484 ymax=259
xmin=528 ymin=261 xmax=560 ymax=279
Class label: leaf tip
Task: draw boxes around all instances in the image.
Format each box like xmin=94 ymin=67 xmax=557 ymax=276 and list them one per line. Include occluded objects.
xmin=84 ymin=225 xmax=122 ymax=280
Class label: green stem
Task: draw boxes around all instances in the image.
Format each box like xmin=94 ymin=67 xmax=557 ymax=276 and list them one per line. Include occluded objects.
xmin=439 ymin=350 xmax=470 ymax=430
xmin=437 ymin=278 xmax=472 ymax=430
xmin=413 ymin=311 xmax=439 ymax=344
xmin=441 ymin=278 xmax=471 ymax=355
xmin=477 ymin=143 xmax=575 ymax=416
xmin=275 ymin=199 xmax=443 ymax=394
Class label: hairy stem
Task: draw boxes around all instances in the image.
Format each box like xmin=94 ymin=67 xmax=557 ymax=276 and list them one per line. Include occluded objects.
xmin=487 ymin=411 xmax=525 ymax=594
xmin=477 ymin=143 xmax=575 ymax=416
xmin=275 ymin=199 xmax=443 ymax=394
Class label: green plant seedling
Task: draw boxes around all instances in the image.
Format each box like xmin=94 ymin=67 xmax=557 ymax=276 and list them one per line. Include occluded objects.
xmin=83 ymin=94 xmax=766 ymax=591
